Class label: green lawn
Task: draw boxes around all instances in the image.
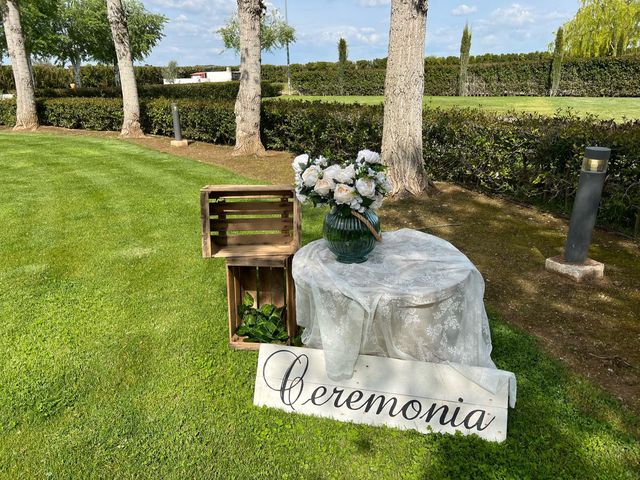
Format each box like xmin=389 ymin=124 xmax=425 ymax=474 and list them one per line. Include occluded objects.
xmin=0 ymin=132 xmax=638 ymax=479
xmin=278 ymin=96 xmax=640 ymax=122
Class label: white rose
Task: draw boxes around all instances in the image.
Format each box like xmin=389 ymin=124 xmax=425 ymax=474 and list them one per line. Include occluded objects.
xmin=322 ymin=164 xmax=341 ymax=185
xmin=357 ymin=149 xmax=381 ymax=164
xmin=314 ymin=156 xmax=328 ymax=167
xmin=334 ymin=184 xmax=356 ymax=205
xmin=292 ymin=154 xmax=309 ymax=173
xmin=335 ymin=164 xmax=356 ymax=184
xmin=301 ymin=165 xmax=321 ymax=187
xmin=313 ymin=178 xmax=332 ymax=196
xmin=370 ymin=194 xmax=384 ymax=210
xmin=355 ymin=178 xmax=376 ymax=199
xmin=296 ymin=192 xmax=308 ymax=203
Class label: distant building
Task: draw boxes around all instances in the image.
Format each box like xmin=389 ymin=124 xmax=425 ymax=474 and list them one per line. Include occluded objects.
xmin=165 ymin=66 xmax=240 ymax=85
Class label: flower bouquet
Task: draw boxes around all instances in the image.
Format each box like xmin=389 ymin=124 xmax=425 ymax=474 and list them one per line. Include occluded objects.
xmin=293 ymin=150 xmax=391 ymax=263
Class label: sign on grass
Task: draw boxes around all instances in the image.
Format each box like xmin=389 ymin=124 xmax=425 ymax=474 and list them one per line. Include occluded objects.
xmin=254 ymin=345 xmax=514 ymax=442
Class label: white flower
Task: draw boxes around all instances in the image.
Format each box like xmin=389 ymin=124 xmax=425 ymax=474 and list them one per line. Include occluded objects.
xmin=301 ymin=165 xmax=321 ymax=187
xmin=322 ymin=164 xmax=341 ymax=185
xmin=334 ymin=164 xmax=356 ymax=184
xmin=313 ymin=178 xmax=333 ymax=196
xmin=296 ymin=192 xmax=308 ymax=203
xmin=370 ymin=194 xmax=384 ymax=210
xmin=357 ymin=149 xmax=381 ymax=164
xmin=314 ymin=156 xmax=328 ymax=167
xmin=355 ymin=178 xmax=376 ymax=199
xmin=334 ymin=184 xmax=356 ymax=205
xmin=292 ymin=154 xmax=309 ymax=173
xmin=376 ymin=172 xmax=392 ymax=192
xmin=349 ymin=196 xmax=365 ymax=213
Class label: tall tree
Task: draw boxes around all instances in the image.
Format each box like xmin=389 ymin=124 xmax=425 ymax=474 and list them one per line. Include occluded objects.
xmin=84 ymin=0 xmax=165 ymax=85
xmin=458 ymin=23 xmax=471 ymax=96
xmin=0 ymin=0 xmax=38 ymax=129
xmin=550 ymin=27 xmax=564 ymax=96
xmin=381 ymin=0 xmax=430 ymax=197
xmin=218 ymin=5 xmax=295 ymax=53
xmin=232 ymin=0 xmax=266 ymax=156
xmin=563 ymin=0 xmax=640 ymax=57
xmin=106 ymin=0 xmax=142 ymax=137
xmin=338 ymin=37 xmax=347 ymax=64
xmin=338 ymin=37 xmax=347 ymax=95
xmin=54 ymin=0 xmax=89 ymax=87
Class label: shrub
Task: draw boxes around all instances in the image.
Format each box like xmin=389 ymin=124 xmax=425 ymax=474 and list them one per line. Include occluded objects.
xmin=0 ymin=98 xmax=638 ymax=233
xmin=35 ymin=81 xmax=281 ymax=101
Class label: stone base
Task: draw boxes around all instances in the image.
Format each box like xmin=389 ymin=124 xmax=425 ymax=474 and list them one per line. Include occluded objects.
xmin=170 ymin=139 xmax=189 ymax=147
xmin=545 ymin=256 xmax=604 ymax=282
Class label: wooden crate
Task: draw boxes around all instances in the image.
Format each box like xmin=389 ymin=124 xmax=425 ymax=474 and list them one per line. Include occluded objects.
xmin=200 ymin=185 xmax=301 ymax=259
xmin=200 ymin=185 xmax=301 ymax=350
xmin=226 ymin=255 xmax=297 ymax=350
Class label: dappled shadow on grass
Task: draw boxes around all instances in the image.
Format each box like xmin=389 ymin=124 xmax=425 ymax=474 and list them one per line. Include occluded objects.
xmin=379 ymin=184 xmax=640 ymax=416
xmin=418 ymin=314 xmax=639 ymax=479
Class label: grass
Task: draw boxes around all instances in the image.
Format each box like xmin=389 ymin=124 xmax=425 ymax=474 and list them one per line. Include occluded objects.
xmin=277 ymin=96 xmax=640 ymax=122
xmin=0 ymin=132 xmax=638 ymax=479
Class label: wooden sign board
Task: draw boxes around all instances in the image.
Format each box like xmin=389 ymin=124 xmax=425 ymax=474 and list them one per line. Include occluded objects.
xmin=254 ymin=345 xmax=515 ymax=442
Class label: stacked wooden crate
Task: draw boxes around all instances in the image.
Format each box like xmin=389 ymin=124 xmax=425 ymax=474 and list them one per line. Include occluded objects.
xmin=200 ymin=185 xmax=301 ymax=350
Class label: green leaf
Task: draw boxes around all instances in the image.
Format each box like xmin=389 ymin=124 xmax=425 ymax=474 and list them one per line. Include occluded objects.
xmin=242 ymin=292 xmax=255 ymax=308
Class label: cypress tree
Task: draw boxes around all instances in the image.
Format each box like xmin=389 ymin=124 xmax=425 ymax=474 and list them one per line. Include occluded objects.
xmin=338 ymin=38 xmax=348 ymax=64
xmin=338 ymin=38 xmax=347 ymax=95
xmin=458 ymin=24 xmax=471 ymax=96
xmin=550 ymin=27 xmax=564 ymax=96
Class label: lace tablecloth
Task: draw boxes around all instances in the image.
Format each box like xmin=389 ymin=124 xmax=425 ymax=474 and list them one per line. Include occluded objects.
xmin=293 ymin=229 xmax=497 ymax=380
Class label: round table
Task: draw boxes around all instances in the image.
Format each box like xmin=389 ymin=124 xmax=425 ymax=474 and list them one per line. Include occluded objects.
xmin=292 ymin=228 xmax=496 ymax=380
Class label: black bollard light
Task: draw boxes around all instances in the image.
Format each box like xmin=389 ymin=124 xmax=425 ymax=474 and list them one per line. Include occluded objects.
xmin=171 ymin=103 xmax=182 ymax=142
xmin=563 ymin=146 xmax=610 ymax=264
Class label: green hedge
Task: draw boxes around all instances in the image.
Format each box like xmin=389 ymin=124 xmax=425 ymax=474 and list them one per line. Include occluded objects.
xmin=35 ymin=82 xmax=281 ymax=100
xmin=3 ymin=53 xmax=640 ymax=96
xmin=261 ymin=55 xmax=640 ymax=97
xmin=0 ymin=98 xmax=638 ymax=233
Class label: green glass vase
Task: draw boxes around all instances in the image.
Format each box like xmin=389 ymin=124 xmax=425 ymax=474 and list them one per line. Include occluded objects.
xmin=323 ymin=207 xmax=381 ymax=264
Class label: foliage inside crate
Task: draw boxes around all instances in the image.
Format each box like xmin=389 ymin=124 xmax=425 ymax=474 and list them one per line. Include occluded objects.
xmin=236 ymin=293 xmax=289 ymax=344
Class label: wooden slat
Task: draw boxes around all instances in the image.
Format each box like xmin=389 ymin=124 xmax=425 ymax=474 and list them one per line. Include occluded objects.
xmin=285 ymin=256 xmax=297 ymax=341
xmin=201 ymin=185 xmax=294 ymax=193
xmin=226 ymin=255 xmax=289 ymax=268
xmin=210 ymin=201 xmax=292 ymax=215
xmin=200 ymin=190 xmax=212 ymax=258
xmin=226 ymin=265 xmax=237 ymax=342
xmin=211 ymin=217 xmax=293 ymax=232
xmin=202 ymin=185 xmax=294 ymax=195
xmin=293 ymin=196 xmax=301 ymax=250
xmin=213 ymin=234 xmax=293 ymax=246
xmin=258 ymin=267 xmax=285 ymax=307
xmin=212 ymin=245 xmax=297 ymax=258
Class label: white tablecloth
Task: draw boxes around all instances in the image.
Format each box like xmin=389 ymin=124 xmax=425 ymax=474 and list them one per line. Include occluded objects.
xmin=293 ymin=228 xmax=498 ymax=378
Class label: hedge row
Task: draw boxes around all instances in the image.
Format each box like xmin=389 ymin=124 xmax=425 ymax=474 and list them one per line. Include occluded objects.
xmin=3 ymin=53 xmax=640 ymax=96
xmin=35 ymin=82 xmax=281 ymax=100
xmin=0 ymin=98 xmax=638 ymax=233
xmin=261 ymin=55 xmax=640 ymax=97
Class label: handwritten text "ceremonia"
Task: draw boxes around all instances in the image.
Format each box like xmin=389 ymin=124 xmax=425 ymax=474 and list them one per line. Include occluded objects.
xmin=261 ymin=349 xmax=495 ymax=432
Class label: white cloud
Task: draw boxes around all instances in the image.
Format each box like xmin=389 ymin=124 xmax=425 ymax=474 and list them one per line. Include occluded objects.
xmin=451 ymin=4 xmax=478 ymax=16
xmin=490 ymin=3 xmax=535 ymax=26
xmin=304 ymin=25 xmax=383 ymax=45
xmin=358 ymin=0 xmax=390 ymax=6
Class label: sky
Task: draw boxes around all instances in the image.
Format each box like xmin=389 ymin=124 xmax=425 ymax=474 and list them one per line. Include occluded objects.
xmin=142 ymin=1 xmax=580 ymax=66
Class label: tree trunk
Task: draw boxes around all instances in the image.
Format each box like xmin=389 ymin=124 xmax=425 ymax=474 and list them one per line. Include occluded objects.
xmin=113 ymin=63 xmax=121 ymax=87
xmin=381 ymin=0 xmax=430 ymax=197
xmin=106 ymin=0 xmax=143 ymax=138
xmin=1 ymin=0 xmax=38 ymax=130
xmin=72 ymin=57 xmax=82 ymax=88
xmin=233 ymin=0 xmax=265 ymax=156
